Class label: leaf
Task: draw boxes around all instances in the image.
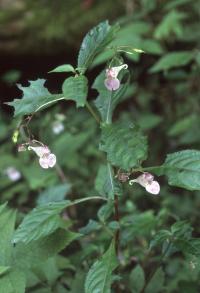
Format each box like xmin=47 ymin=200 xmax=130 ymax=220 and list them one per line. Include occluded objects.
xmin=130 ymin=265 xmax=145 ymax=293
xmin=79 ymin=219 xmax=101 ymax=235
xmin=150 ymin=51 xmax=194 ymax=72
xmin=49 ymin=64 xmax=75 ymax=73
xmin=13 ymin=197 xmax=105 ymax=244
xmin=93 ymin=70 xmax=129 ymax=124
xmin=100 ymin=122 xmax=148 ymax=170
xmin=154 ymin=10 xmax=186 ymax=40
xmin=168 ymin=115 xmax=197 ymax=136
xmin=7 ymin=79 xmax=63 ymax=117
xmin=13 ymin=228 xmax=80 ymax=270
xmin=62 ymin=75 xmax=88 ymax=107
xmin=85 ymin=241 xmax=118 ymax=293
xmin=145 ymin=268 xmax=165 ymax=293
xmin=0 ymin=269 xmax=25 ymax=293
xmin=97 ymin=202 xmax=113 ymax=223
xmin=36 ymin=183 xmax=71 ymax=206
xmin=155 ymin=150 xmax=200 ymax=190
xmin=0 ymin=203 xmax=16 ymax=265
xmin=77 ymin=20 xmax=119 ymax=73
xmin=0 ymin=266 xmax=10 ymax=276
xmin=95 ymin=164 xmax=122 ymax=199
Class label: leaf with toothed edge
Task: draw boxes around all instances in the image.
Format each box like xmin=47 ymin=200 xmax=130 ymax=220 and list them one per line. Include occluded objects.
xmin=7 ymin=79 xmax=63 ymax=117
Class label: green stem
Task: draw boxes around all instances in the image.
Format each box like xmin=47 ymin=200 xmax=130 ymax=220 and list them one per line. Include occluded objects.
xmin=85 ymin=101 xmax=101 ymax=124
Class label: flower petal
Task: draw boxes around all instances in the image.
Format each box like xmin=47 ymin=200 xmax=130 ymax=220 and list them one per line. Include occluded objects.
xmin=29 ymin=146 xmax=50 ymax=158
xmin=39 ymin=156 xmax=49 ymax=169
xmin=104 ymin=78 xmax=120 ymax=91
xmin=145 ymin=181 xmax=160 ymax=195
xmin=48 ymin=153 xmax=57 ymax=168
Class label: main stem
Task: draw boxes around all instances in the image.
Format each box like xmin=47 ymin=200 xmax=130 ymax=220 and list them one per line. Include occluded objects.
xmin=85 ymin=101 xmax=101 ymax=123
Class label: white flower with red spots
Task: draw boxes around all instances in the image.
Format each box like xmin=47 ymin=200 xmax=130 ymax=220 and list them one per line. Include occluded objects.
xmin=104 ymin=64 xmax=128 ymax=91
xmin=129 ymin=172 xmax=160 ymax=195
xmin=28 ymin=145 xmax=56 ymax=169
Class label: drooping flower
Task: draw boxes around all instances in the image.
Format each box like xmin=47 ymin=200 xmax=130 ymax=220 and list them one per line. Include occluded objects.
xmin=104 ymin=64 xmax=128 ymax=91
xmin=5 ymin=167 xmax=21 ymax=181
xmin=129 ymin=172 xmax=160 ymax=195
xmin=28 ymin=145 xmax=56 ymax=169
xmin=52 ymin=121 xmax=64 ymax=135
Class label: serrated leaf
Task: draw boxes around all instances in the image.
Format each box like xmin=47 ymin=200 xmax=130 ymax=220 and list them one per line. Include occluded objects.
xmin=36 ymin=183 xmax=71 ymax=206
xmin=93 ymin=70 xmax=129 ymax=124
xmin=0 ymin=269 xmax=25 ymax=293
xmin=150 ymin=51 xmax=194 ymax=72
xmin=85 ymin=241 xmax=118 ymax=293
xmin=62 ymin=75 xmax=88 ymax=107
xmin=95 ymin=164 xmax=122 ymax=199
xmin=7 ymin=79 xmax=63 ymax=117
xmin=155 ymin=150 xmax=200 ymax=190
xmin=130 ymin=265 xmax=145 ymax=293
xmin=49 ymin=64 xmax=75 ymax=73
xmin=13 ymin=197 xmax=105 ymax=244
xmin=13 ymin=228 xmax=80 ymax=270
xmin=100 ymin=122 xmax=148 ymax=170
xmin=0 ymin=203 xmax=16 ymax=265
xmin=77 ymin=20 xmax=119 ymax=73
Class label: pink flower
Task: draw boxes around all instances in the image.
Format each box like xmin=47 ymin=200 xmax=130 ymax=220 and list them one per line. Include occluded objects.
xmin=28 ymin=145 xmax=56 ymax=169
xmin=5 ymin=167 xmax=21 ymax=181
xmin=129 ymin=172 xmax=160 ymax=195
xmin=104 ymin=64 xmax=128 ymax=91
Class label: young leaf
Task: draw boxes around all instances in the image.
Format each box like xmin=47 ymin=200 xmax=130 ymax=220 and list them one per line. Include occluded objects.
xmin=93 ymin=70 xmax=129 ymax=124
xmin=156 ymin=150 xmax=200 ymax=190
xmin=130 ymin=264 xmax=145 ymax=293
xmin=49 ymin=64 xmax=75 ymax=73
xmin=77 ymin=20 xmax=119 ymax=73
xmin=95 ymin=164 xmax=122 ymax=199
xmin=100 ymin=122 xmax=148 ymax=170
xmin=85 ymin=241 xmax=118 ymax=293
xmin=150 ymin=51 xmax=194 ymax=73
xmin=62 ymin=75 xmax=88 ymax=107
xmin=7 ymin=79 xmax=64 ymax=117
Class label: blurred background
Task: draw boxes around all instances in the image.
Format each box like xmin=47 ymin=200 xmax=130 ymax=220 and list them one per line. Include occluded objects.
xmin=0 ymin=0 xmax=200 ymax=292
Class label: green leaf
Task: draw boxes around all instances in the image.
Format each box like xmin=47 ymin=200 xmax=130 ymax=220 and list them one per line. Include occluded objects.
xmin=156 ymin=150 xmax=200 ymax=190
xmin=97 ymin=202 xmax=113 ymax=223
xmin=36 ymin=183 xmax=71 ymax=206
xmin=100 ymin=122 xmax=148 ymax=170
xmin=168 ymin=114 xmax=197 ymax=136
xmin=79 ymin=219 xmax=101 ymax=235
xmin=77 ymin=20 xmax=119 ymax=73
xmin=13 ymin=228 xmax=80 ymax=270
xmin=150 ymin=51 xmax=194 ymax=73
xmin=0 ymin=266 xmax=10 ymax=276
xmin=13 ymin=200 xmax=71 ymax=244
xmin=7 ymin=79 xmax=63 ymax=117
xmin=154 ymin=10 xmax=186 ymax=40
xmin=93 ymin=70 xmax=129 ymax=124
xmin=85 ymin=241 xmax=118 ymax=293
xmin=130 ymin=265 xmax=145 ymax=293
xmin=13 ymin=197 xmax=105 ymax=244
xmin=49 ymin=64 xmax=75 ymax=73
xmin=0 ymin=203 xmax=16 ymax=265
xmin=62 ymin=75 xmax=88 ymax=107
xmin=145 ymin=268 xmax=165 ymax=293
xmin=95 ymin=164 xmax=122 ymax=199
xmin=0 ymin=269 xmax=25 ymax=293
